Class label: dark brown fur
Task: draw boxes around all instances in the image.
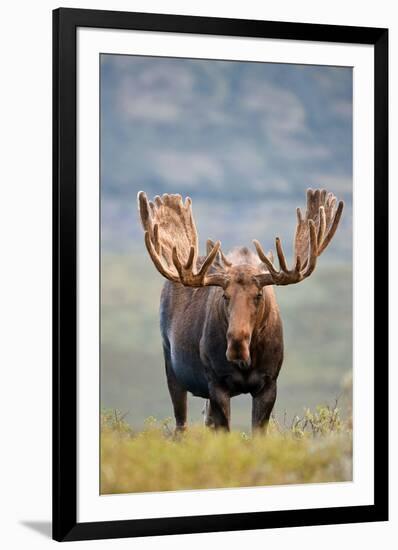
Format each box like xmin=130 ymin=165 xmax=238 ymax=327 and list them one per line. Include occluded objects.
xmin=159 ymin=250 xmax=283 ymax=432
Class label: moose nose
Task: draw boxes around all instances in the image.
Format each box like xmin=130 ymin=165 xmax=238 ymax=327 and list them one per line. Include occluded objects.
xmin=226 ymin=334 xmax=251 ymax=366
xmin=227 ymin=330 xmax=250 ymax=343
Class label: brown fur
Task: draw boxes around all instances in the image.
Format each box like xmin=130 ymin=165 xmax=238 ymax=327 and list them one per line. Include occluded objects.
xmin=137 ymin=190 xmax=343 ymax=432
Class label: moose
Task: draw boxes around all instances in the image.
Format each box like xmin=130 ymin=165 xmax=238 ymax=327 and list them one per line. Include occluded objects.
xmin=138 ymin=189 xmax=343 ymax=432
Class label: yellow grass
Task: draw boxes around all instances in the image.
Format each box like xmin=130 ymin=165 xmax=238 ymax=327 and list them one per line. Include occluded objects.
xmin=101 ymin=407 xmax=352 ymax=494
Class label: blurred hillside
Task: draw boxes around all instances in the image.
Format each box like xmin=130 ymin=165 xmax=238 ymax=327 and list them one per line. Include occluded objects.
xmin=100 ymin=54 xmax=352 ymax=430
xmin=101 ymin=248 xmax=352 ymax=430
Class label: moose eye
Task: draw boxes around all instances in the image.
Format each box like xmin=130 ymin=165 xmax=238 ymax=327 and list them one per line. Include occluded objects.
xmin=223 ymin=294 xmax=229 ymax=301
xmin=254 ymin=293 xmax=262 ymax=302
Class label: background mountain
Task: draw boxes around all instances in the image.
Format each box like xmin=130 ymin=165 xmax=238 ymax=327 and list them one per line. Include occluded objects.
xmin=100 ymin=54 xmax=352 ymax=429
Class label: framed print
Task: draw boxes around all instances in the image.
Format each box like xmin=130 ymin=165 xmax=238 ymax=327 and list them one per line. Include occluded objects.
xmin=53 ymin=7 xmax=389 ymax=542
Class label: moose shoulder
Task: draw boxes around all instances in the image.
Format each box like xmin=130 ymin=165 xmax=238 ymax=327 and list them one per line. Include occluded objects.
xmin=138 ymin=190 xmax=343 ymax=432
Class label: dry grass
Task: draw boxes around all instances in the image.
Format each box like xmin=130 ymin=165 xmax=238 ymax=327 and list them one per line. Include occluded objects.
xmin=101 ymin=405 xmax=352 ymax=494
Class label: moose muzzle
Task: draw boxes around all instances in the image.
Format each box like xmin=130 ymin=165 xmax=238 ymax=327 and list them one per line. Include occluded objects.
xmin=226 ymin=331 xmax=251 ymax=368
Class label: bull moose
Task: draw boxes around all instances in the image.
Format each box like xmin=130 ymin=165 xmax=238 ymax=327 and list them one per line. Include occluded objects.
xmin=138 ymin=189 xmax=343 ymax=432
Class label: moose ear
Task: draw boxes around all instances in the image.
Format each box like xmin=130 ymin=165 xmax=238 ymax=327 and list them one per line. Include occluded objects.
xmin=206 ymin=239 xmax=232 ymax=269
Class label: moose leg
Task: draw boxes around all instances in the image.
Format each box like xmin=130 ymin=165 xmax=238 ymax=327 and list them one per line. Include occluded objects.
xmin=251 ymin=381 xmax=277 ymax=433
xmin=208 ymin=383 xmax=231 ymax=431
xmin=203 ymin=400 xmax=216 ymax=428
xmin=165 ymin=360 xmax=187 ymax=432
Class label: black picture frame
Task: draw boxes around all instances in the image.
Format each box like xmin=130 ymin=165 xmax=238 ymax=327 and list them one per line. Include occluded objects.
xmin=53 ymin=7 xmax=389 ymax=542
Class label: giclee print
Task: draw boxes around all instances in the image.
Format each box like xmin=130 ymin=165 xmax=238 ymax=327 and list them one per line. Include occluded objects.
xmin=100 ymin=54 xmax=352 ymax=495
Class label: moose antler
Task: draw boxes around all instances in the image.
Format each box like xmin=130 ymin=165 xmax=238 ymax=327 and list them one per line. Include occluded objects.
xmin=138 ymin=192 xmax=228 ymax=287
xmin=254 ymin=188 xmax=344 ymax=287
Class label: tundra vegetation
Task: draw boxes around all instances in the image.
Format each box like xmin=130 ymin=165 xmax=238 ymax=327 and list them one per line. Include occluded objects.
xmin=101 ymin=401 xmax=352 ymax=494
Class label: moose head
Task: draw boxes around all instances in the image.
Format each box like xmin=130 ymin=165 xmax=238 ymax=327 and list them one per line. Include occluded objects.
xmin=138 ymin=189 xmax=343 ymax=369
